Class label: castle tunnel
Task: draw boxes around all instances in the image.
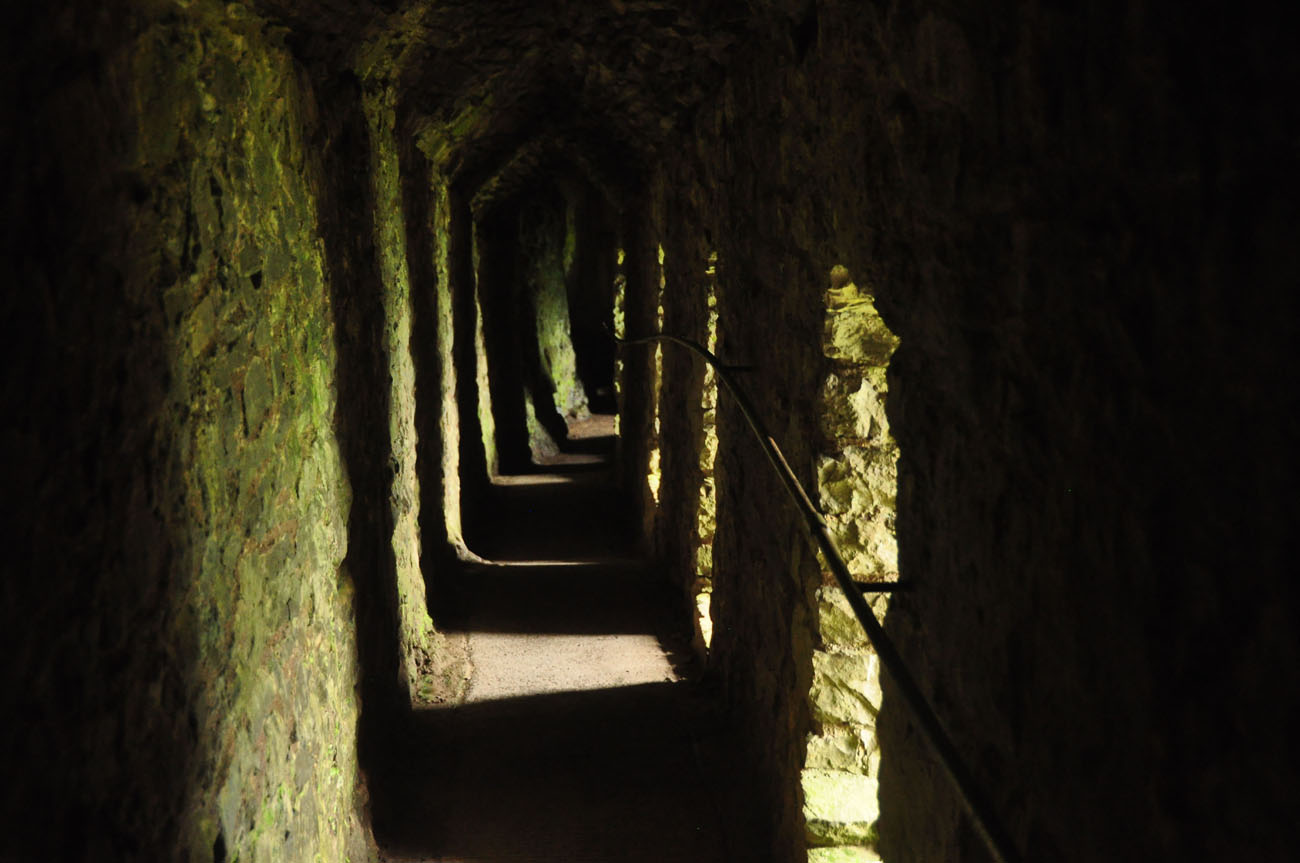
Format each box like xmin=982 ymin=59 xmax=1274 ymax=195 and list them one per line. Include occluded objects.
xmin=3 ymin=1 xmax=1297 ymax=861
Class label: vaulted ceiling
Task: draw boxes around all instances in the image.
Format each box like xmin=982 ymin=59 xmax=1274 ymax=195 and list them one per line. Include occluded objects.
xmin=257 ymin=0 xmax=750 ymax=204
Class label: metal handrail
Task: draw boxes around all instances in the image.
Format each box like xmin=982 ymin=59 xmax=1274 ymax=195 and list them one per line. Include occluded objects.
xmin=615 ymin=331 xmax=1023 ymax=863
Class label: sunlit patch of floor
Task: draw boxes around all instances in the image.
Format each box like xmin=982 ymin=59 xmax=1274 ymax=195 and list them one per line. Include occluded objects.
xmin=466 ymin=631 xmax=680 ymax=702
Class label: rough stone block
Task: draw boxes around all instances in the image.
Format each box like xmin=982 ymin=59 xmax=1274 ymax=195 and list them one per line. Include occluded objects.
xmin=802 ymin=768 xmax=880 ymax=847
xmin=810 ymin=648 xmax=882 ymax=725
xmin=242 ymin=356 xmax=274 ymax=435
xmin=817 ymin=586 xmax=888 ymax=649
xmin=805 ymin=724 xmax=876 ymax=773
xmin=823 ymin=298 xmax=898 ymax=366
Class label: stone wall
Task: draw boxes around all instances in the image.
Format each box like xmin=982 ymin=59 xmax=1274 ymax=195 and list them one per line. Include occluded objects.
xmin=474 ymin=206 xmax=536 ymax=472
xmin=361 ymin=83 xmax=456 ymax=705
xmin=443 ymin=181 xmax=493 ymax=518
xmin=646 ymin=166 xmax=719 ymax=654
xmin=617 ymin=195 xmax=666 ymax=542
xmin=473 ymin=188 xmax=594 ymax=469
xmin=645 ymin=49 xmax=830 ymax=855
xmin=2 ymin=2 xmax=375 ymax=858
xmin=519 ymin=185 xmax=590 ymax=424
xmin=565 ymin=181 xmax=620 ymax=412
xmin=636 ymin=37 xmax=832 ymax=853
xmin=644 ymin=1 xmax=1299 ymax=860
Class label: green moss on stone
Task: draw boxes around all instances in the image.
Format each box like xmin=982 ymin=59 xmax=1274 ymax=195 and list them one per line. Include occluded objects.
xmin=521 ymin=196 xmax=589 ymax=421
xmin=364 ymin=84 xmax=455 ymax=704
xmin=472 ymin=239 xmax=499 ymax=475
xmin=125 ymin=3 xmax=372 ymax=859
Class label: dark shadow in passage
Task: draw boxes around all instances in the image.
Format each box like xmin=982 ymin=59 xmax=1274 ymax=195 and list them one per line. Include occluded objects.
xmin=2 ymin=59 xmax=186 ymax=854
xmin=436 ymin=561 xmax=677 ymax=636
xmin=557 ymin=430 xmax=617 ymax=457
xmin=566 ymin=182 xmax=620 ymax=414
xmin=368 ymin=682 xmax=771 ymax=863
xmin=460 ymin=451 xmax=630 ymax=562
xmin=477 ymin=208 xmax=535 ymax=473
xmin=496 ymin=458 xmax=611 ymax=478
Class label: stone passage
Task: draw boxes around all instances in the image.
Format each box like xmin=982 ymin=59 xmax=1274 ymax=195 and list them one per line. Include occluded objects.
xmin=367 ymin=417 xmax=770 ymax=862
xmin=8 ymin=2 xmax=1295 ymax=862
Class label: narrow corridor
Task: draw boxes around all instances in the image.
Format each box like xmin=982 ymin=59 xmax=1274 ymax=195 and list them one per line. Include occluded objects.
xmin=369 ymin=417 xmax=767 ymax=862
xmin=8 ymin=2 xmax=1293 ymax=860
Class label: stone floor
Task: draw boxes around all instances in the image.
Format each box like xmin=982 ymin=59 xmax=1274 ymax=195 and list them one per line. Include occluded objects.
xmin=370 ymin=416 xmax=769 ymax=862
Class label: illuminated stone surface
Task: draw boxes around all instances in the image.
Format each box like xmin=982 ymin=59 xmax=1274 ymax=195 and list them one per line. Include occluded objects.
xmin=807 ymin=847 xmax=882 ymax=863
xmin=802 ymin=769 xmax=880 ymax=846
